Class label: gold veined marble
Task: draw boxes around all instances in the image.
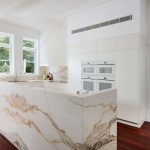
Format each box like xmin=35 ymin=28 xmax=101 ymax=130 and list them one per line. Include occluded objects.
xmin=0 ymin=81 xmax=117 ymax=150
xmin=3 ymin=93 xmax=116 ymax=150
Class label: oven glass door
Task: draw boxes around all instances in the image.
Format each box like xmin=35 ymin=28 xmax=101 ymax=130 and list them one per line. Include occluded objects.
xmin=97 ymin=65 xmax=115 ymax=76
xmin=97 ymin=80 xmax=115 ymax=91
xmin=82 ymin=78 xmax=97 ymax=91
xmin=82 ymin=65 xmax=97 ymax=75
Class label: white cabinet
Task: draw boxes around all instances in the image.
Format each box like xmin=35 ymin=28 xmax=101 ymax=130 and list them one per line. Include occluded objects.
xmin=116 ymin=33 xmax=139 ymax=51
xmin=97 ymin=51 xmax=116 ymax=61
xmin=82 ymin=53 xmax=97 ymax=61
xmin=97 ymin=37 xmax=116 ymax=52
xmin=116 ymin=49 xmax=139 ymax=124
xmin=68 ymin=54 xmax=82 ymax=91
xmin=68 ymin=33 xmax=145 ymax=127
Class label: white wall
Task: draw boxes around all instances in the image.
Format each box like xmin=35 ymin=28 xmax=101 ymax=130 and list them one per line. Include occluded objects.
xmin=40 ymin=21 xmax=67 ymax=67
xmin=146 ymin=0 xmax=150 ymax=121
xmin=0 ymin=20 xmax=40 ymax=76
xmin=66 ymin=0 xmax=140 ymax=91
xmin=67 ymin=0 xmax=140 ymax=44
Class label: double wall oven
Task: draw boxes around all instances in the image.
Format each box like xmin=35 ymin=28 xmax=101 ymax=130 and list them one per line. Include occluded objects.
xmin=81 ymin=61 xmax=115 ymax=91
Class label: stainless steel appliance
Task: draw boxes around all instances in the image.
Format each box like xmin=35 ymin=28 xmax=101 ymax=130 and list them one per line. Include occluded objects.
xmin=97 ymin=76 xmax=115 ymax=91
xmin=97 ymin=60 xmax=115 ymax=77
xmin=81 ymin=60 xmax=115 ymax=91
xmin=81 ymin=61 xmax=97 ymax=76
xmin=81 ymin=75 xmax=97 ymax=91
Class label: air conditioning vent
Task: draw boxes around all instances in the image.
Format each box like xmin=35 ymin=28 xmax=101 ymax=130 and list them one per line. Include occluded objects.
xmin=110 ymin=19 xmax=119 ymax=25
xmin=120 ymin=15 xmax=132 ymax=22
xmin=101 ymin=21 xmax=110 ymax=27
xmin=71 ymin=15 xmax=133 ymax=34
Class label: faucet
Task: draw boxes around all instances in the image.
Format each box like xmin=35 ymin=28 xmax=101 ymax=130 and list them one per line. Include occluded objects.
xmin=14 ymin=72 xmax=18 ymax=82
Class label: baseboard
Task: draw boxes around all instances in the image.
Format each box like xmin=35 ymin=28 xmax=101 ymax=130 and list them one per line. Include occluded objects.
xmin=146 ymin=109 xmax=150 ymax=122
xmin=117 ymin=119 xmax=143 ymax=128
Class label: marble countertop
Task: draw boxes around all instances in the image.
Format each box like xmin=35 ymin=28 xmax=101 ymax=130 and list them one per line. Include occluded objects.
xmin=0 ymin=79 xmax=116 ymax=98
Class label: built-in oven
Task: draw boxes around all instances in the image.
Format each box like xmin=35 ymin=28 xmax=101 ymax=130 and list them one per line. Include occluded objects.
xmin=97 ymin=76 xmax=115 ymax=91
xmin=81 ymin=75 xmax=97 ymax=91
xmin=97 ymin=60 xmax=115 ymax=77
xmin=81 ymin=61 xmax=97 ymax=76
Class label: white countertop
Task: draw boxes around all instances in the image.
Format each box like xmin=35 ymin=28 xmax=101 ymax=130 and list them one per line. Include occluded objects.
xmin=0 ymin=79 xmax=116 ymax=98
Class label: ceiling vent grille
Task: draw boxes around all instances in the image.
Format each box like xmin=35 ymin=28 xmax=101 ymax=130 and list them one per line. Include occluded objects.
xmin=71 ymin=15 xmax=132 ymax=34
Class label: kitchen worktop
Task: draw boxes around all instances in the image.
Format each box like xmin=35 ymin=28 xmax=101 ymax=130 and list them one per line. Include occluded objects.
xmin=4 ymin=79 xmax=116 ymax=98
xmin=0 ymin=80 xmax=117 ymax=150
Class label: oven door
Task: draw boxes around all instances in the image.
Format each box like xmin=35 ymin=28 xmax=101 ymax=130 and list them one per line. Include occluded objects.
xmin=82 ymin=64 xmax=97 ymax=75
xmin=97 ymin=64 xmax=115 ymax=77
xmin=97 ymin=77 xmax=115 ymax=91
xmin=82 ymin=76 xmax=97 ymax=91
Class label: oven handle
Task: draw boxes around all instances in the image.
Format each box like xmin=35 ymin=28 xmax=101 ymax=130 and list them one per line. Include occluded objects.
xmin=97 ymin=79 xmax=115 ymax=81
xmin=82 ymin=78 xmax=97 ymax=80
xmin=97 ymin=64 xmax=115 ymax=65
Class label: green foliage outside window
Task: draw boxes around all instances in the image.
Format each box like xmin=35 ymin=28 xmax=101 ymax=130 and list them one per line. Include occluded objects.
xmin=0 ymin=47 xmax=9 ymax=60
xmin=23 ymin=39 xmax=37 ymax=74
xmin=0 ymin=36 xmax=10 ymax=44
xmin=23 ymin=50 xmax=35 ymax=73
xmin=0 ymin=61 xmax=10 ymax=73
xmin=0 ymin=47 xmax=10 ymax=73
xmin=26 ymin=62 xmax=34 ymax=73
xmin=23 ymin=40 xmax=34 ymax=48
xmin=23 ymin=50 xmax=34 ymax=61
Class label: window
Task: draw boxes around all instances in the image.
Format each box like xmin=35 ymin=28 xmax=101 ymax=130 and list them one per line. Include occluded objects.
xmin=23 ymin=38 xmax=38 ymax=74
xmin=0 ymin=33 xmax=13 ymax=74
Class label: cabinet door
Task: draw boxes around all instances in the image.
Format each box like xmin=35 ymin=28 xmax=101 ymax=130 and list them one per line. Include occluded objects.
xmin=116 ymin=33 xmax=139 ymax=51
xmin=68 ymin=54 xmax=82 ymax=91
xmin=116 ymin=49 xmax=139 ymax=124
xmin=97 ymin=37 xmax=116 ymax=52
xmin=97 ymin=51 xmax=116 ymax=61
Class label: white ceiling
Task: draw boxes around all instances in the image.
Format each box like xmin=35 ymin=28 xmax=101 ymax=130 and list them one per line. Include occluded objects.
xmin=0 ymin=0 xmax=113 ymax=30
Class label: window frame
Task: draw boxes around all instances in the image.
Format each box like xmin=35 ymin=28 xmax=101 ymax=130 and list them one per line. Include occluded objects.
xmin=0 ymin=32 xmax=14 ymax=76
xmin=22 ymin=37 xmax=38 ymax=75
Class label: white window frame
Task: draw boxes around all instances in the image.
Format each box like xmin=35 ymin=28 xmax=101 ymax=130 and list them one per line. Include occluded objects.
xmin=23 ymin=37 xmax=38 ymax=75
xmin=0 ymin=32 xmax=14 ymax=76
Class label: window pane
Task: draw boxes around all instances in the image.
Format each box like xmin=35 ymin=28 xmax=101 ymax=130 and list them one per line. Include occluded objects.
xmin=26 ymin=62 xmax=34 ymax=73
xmin=0 ymin=61 xmax=10 ymax=73
xmin=0 ymin=35 xmax=10 ymax=44
xmin=23 ymin=50 xmax=34 ymax=61
xmin=0 ymin=47 xmax=9 ymax=60
xmin=23 ymin=40 xmax=34 ymax=48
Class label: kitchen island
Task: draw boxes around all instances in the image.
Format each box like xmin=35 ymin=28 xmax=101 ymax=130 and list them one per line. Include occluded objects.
xmin=0 ymin=80 xmax=117 ymax=150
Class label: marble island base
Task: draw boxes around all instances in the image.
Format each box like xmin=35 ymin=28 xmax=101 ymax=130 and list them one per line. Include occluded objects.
xmin=0 ymin=81 xmax=117 ymax=150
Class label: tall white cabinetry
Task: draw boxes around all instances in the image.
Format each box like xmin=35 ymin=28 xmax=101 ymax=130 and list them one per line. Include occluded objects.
xmin=68 ymin=33 xmax=145 ymax=127
xmin=97 ymin=33 xmax=145 ymax=127
xmin=116 ymin=49 xmax=139 ymax=125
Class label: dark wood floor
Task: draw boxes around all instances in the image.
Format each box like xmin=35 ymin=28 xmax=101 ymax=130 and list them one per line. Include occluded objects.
xmin=118 ymin=121 xmax=150 ymax=150
xmin=0 ymin=134 xmax=18 ymax=150
xmin=0 ymin=122 xmax=150 ymax=150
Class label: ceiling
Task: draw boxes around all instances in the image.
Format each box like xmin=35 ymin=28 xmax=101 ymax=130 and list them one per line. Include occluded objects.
xmin=0 ymin=0 xmax=113 ymax=30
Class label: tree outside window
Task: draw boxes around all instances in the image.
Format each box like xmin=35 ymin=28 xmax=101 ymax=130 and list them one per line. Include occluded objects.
xmin=0 ymin=34 xmax=12 ymax=73
xmin=23 ymin=38 xmax=37 ymax=74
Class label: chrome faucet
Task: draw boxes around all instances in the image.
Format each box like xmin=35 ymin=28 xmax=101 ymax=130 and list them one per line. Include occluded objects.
xmin=14 ymin=72 xmax=18 ymax=82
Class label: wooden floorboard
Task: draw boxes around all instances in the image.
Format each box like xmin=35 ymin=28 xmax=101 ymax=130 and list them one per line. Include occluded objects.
xmin=0 ymin=122 xmax=150 ymax=150
xmin=118 ymin=121 xmax=150 ymax=150
xmin=0 ymin=133 xmax=18 ymax=150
